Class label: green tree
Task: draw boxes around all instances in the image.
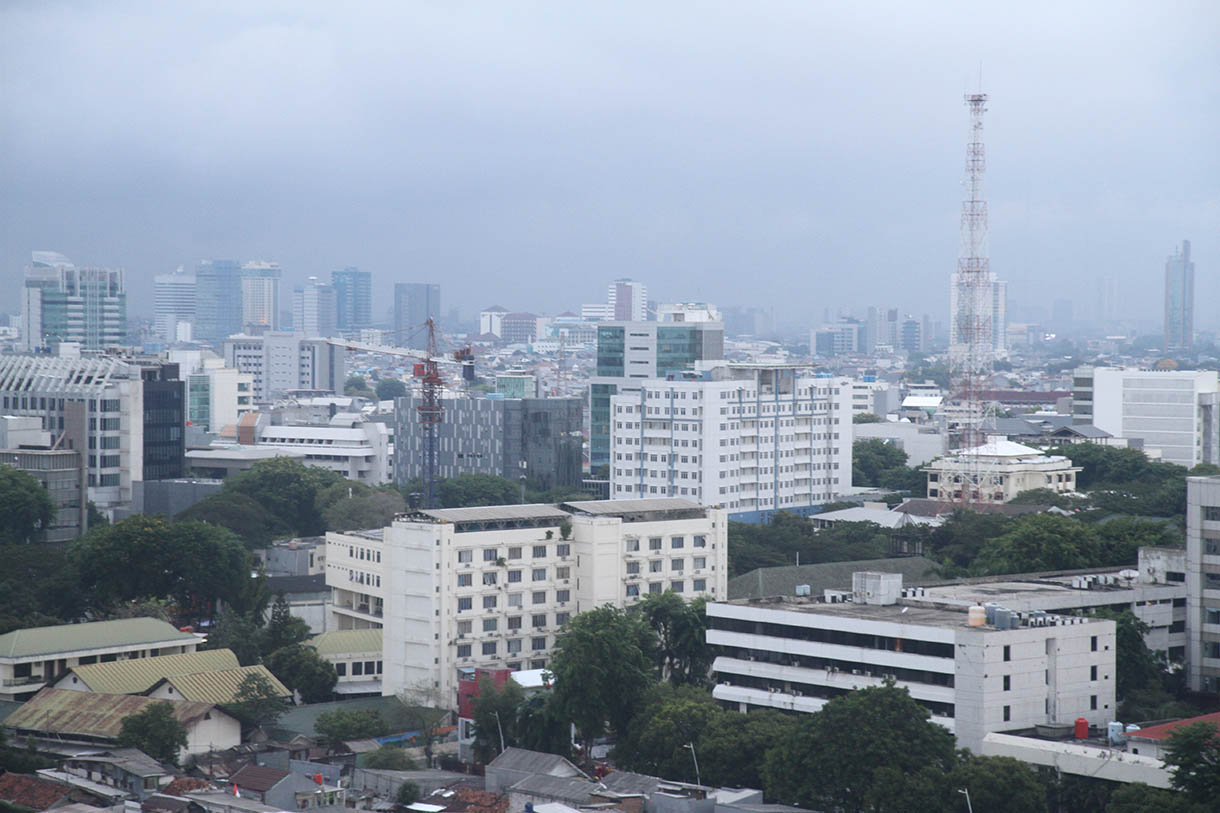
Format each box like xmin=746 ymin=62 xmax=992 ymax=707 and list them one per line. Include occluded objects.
xmin=852 ymin=439 xmax=908 ymax=488
xmin=1164 ymin=721 xmax=1220 ymax=803
xmin=696 ymin=708 xmax=797 ymax=790
xmin=470 ymin=675 xmax=524 ymax=762
xmin=550 ymin=605 xmax=656 ymax=748
xmin=514 ymin=692 xmax=571 ymax=759
xmin=1107 ymin=782 xmax=1205 ymax=812
xmin=202 ymin=607 xmax=262 ymax=665
xmin=0 ymin=544 xmax=82 ymax=633
xmin=944 ymin=755 xmax=1048 ymax=813
xmin=436 ymin=474 xmax=520 ymax=508
xmin=763 ymin=682 xmax=955 ymax=811
xmin=971 ymin=514 xmax=1097 ymax=575
xmin=852 ymin=412 xmax=881 ymax=424
xmin=635 ymin=592 xmax=712 ymax=686
xmin=344 ymin=375 xmax=368 ymax=395
xmin=0 ymin=465 xmax=55 ymax=544
xmin=225 ymin=457 xmax=346 ymax=537
xmin=364 ymin=747 xmax=417 ymax=770
xmin=261 ymin=593 xmax=312 ymax=655
xmin=1009 ymin=487 xmax=1080 ymax=509
xmin=175 ymin=492 xmax=291 ymax=548
xmin=223 ymin=671 xmax=289 ymax=727
xmin=375 ymin=378 xmax=408 ymax=401
xmin=117 ymin=702 xmax=188 ymax=765
xmin=266 ymin=644 xmax=338 ymax=703
xmin=396 ymin=781 xmax=421 ymax=807
xmin=323 ymin=488 xmax=405 ymax=532
xmin=615 ymin=685 xmax=719 ymax=782
xmin=315 ymin=708 xmax=389 ymax=749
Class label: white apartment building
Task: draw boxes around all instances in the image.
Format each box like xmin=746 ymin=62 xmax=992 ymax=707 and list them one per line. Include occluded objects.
xmin=1187 ymin=475 xmax=1220 ymax=693
xmin=187 ymin=359 xmax=254 ymax=432
xmin=1076 ymin=367 xmax=1220 ymax=468
xmin=292 ymin=277 xmax=336 ymax=338
xmin=256 ymin=416 xmax=391 ymax=484
xmin=609 ymin=366 xmax=852 ymax=522
xmin=240 ymin=261 xmax=281 ymax=333
xmin=924 ymin=439 xmax=1081 ymax=504
xmin=326 ymin=498 xmax=728 ymax=703
xmin=154 ymin=268 xmax=196 ymax=343
xmin=222 ymin=332 xmax=346 ymax=403
xmin=707 ymin=573 xmax=1117 ymax=752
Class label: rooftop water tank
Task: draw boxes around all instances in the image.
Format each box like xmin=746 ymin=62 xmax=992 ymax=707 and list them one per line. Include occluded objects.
xmin=968 ymin=605 xmax=986 ymax=626
xmin=995 ymin=608 xmax=1013 ymax=629
xmin=1107 ymin=721 xmax=1125 ymax=745
xmin=1075 ymin=717 xmax=1089 ymax=739
xmin=985 ymin=603 xmax=1000 ymax=624
xmin=1126 ymin=724 xmax=1141 ymax=734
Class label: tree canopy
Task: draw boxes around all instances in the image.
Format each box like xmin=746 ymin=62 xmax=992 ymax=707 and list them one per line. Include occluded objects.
xmin=375 ymin=378 xmax=407 ymax=401
xmin=0 ymin=465 xmax=55 ymax=544
xmin=633 ymin=592 xmax=712 ymax=686
xmin=266 ymin=644 xmax=338 ymax=704
xmin=225 ymin=457 xmax=346 ymax=537
xmin=852 ymin=438 xmax=909 ymax=488
xmin=117 ymin=702 xmax=188 ymax=765
xmin=315 ymin=708 xmax=389 ymax=748
xmin=223 ymin=672 xmax=290 ymax=727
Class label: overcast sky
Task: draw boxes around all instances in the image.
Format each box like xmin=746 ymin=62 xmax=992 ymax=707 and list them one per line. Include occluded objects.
xmin=1 ymin=1 xmax=1216 ymax=331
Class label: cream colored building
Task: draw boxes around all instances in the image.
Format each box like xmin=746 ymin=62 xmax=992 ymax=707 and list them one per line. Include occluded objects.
xmin=924 ymin=439 xmax=1080 ymax=504
xmin=325 ymin=498 xmax=728 ymax=704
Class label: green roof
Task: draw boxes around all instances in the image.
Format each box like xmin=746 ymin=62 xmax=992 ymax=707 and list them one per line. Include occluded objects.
xmin=154 ymin=665 xmax=290 ymax=704
xmin=0 ymin=618 xmax=199 ymax=660
xmin=309 ymin=629 xmax=382 ymax=657
xmin=4 ymin=688 xmax=218 ymax=740
xmin=66 ymin=649 xmax=240 ymax=694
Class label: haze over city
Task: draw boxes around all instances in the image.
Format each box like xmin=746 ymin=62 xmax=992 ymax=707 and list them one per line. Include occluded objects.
xmin=1 ymin=0 xmax=1215 ymax=328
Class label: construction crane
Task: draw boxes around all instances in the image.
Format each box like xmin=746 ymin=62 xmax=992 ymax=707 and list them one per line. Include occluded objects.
xmin=325 ymin=319 xmax=474 ymax=508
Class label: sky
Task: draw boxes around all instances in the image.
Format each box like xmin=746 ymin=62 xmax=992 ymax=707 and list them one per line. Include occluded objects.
xmin=1 ymin=1 xmax=1216 ymax=332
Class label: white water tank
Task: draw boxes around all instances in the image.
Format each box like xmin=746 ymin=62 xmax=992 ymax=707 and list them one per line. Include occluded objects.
xmin=968 ymin=605 xmax=986 ymax=626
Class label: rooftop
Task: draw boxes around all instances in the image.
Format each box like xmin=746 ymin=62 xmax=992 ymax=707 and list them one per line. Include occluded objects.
xmin=5 ymin=688 xmax=218 ymax=740
xmin=66 ymin=648 xmax=240 ymax=694
xmin=1127 ymin=711 xmax=1220 ymax=742
xmin=728 ymin=557 xmax=941 ymax=601
xmin=405 ymin=504 xmax=571 ymax=526
xmin=0 ymin=617 xmax=199 ymax=660
xmin=154 ymin=665 xmax=290 ymax=704
xmin=309 ymin=628 xmax=382 ymax=656
xmin=486 ymin=747 xmax=584 ymax=777
xmin=67 ymin=747 xmax=173 ymax=777
xmin=561 ymin=498 xmax=707 ymax=521
xmin=229 ymin=764 xmax=291 ymax=792
xmin=0 ymin=771 xmax=68 ymax=810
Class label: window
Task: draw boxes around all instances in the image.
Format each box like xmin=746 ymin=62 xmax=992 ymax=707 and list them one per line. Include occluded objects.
xmin=627 ymin=538 xmax=640 ymax=552
xmin=557 ymin=543 xmax=571 ymax=556
xmin=556 ymin=589 xmax=570 ymax=602
xmin=353 ymin=662 xmax=364 ymax=676
xmin=483 ymin=548 xmax=498 ymax=562
xmin=532 ymin=637 xmax=547 ymax=650
xmin=627 ymin=561 xmax=640 ymax=575
xmin=672 ymin=558 xmax=684 ymax=571
xmin=694 ymin=535 xmax=707 ymax=548
xmin=532 ymin=568 xmax=547 ymax=581
xmin=507 ymin=638 xmax=522 ymax=654
xmin=693 ymin=579 xmax=706 ymax=592
xmin=626 ymin=584 xmax=640 ymax=597
xmin=335 ymin=663 xmax=347 ymax=676
xmin=457 ymin=620 xmax=472 ymax=635
xmin=508 ymin=570 xmax=522 ymax=583
xmin=1003 ymin=645 xmax=1011 ymax=662
xmin=650 ymin=559 xmax=662 ymax=573
xmin=1003 ymin=706 xmax=1011 ymax=722
xmin=533 ymin=591 xmax=546 ymax=604
xmin=649 ymin=537 xmax=662 ymax=551
xmin=1091 ymin=636 xmax=1098 ymax=652
xmin=672 ymin=581 xmax=684 ymax=593
xmin=483 ymin=572 xmax=498 ymax=585
xmin=533 ymin=545 xmax=547 ymax=558
xmin=483 ymin=618 xmax=498 ymax=632
xmin=649 ymin=582 xmax=662 ymax=594
xmin=508 ymin=593 xmax=523 ymax=608
xmin=457 ymin=644 xmax=472 ymax=658
xmin=556 ymin=566 xmax=570 ymax=579
xmin=671 ymin=536 xmax=684 ymax=549
xmin=508 ymin=615 xmax=522 ymax=630
xmin=693 ymin=557 xmax=707 ymax=569
xmin=556 ymin=612 xmax=570 ymax=626
xmin=1090 ymin=695 xmax=1098 ymax=710
xmin=458 ymin=573 xmax=472 ymax=587
xmin=458 ymin=550 xmax=473 ymax=563
xmin=1091 ymin=665 xmax=1098 ymax=681
xmin=458 ymin=597 xmax=472 ymax=612
xmin=508 ymin=547 xmax=522 ymax=560
xmin=1003 ymin=675 xmax=1010 ymax=691
xmin=530 ymin=659 xmax=547 ymax=669
xmin=533 ymin=614 xmax=547 ymax=628
xmin=482 ymin=642 xmax=497 ymax=656
xmin=483 ymin=595 xmax=497 ymax=609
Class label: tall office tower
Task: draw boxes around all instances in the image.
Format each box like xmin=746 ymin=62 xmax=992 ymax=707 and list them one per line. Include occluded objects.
xmin=393 ymin=283 xmax=441 ymax=345
xmin=332 ymin=267 xmax=372 ymax=332
xmin=1096 ymin=276 xmax=1118 ymax=329
xmin=292 ymin=277 xmax=336 ymax=337
xmin=992 ymin=279 xmax=1008 ymax=353
xmin=154 ymin=267 xmax=196 ymax=343
xmin=589 ymin=317 xmax=724 ymax=468
xmin=20 ymin=253 xmax=127 ymax=351
xmin=1164 ymin=240 xmax=1195 ymax=351
xmin=240 ymin=261 xmax=281 ymax=334
xmin=900 ymin=316 xmax=924 ymax=353
xmin=194 ymin=259 xmax=244 ymax=345
xmin=609 ymin=278 xmax=648 ymax=321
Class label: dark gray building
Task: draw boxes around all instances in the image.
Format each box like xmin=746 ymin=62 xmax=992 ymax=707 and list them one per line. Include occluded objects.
xmin=194 ymin=259 xmax=243 ymax=345
xmin=332 ymin=267 xmax=372 ymax=332
xmin=140 ymin=361 xmax=186 ymax=481
xmin=395 ymin=394 xmax=582 ymax=491
xmin=393 ymin=283 xmax=440 ymax=344
xmin=0 ymin=448 xmax=86 ymax=542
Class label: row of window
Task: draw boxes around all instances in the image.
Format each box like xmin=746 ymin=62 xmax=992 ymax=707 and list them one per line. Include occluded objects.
xmin=457 ymin=611 xmax=571 ymax=634
xmin=335 ymin=660 xmax=382 ymax=677
xmin=457 ymin=591 xmax=571 ymax=611
xmin=456 ymin=543 xmax=571 ymax=563
xmin=457 ymin=639 xmax=551 ymax=661
xmin=458 ymin=566 xmax=572 ymax=587
xmin=626 ymin=579 xmax=708 ymax=596
xmin=626 ymin=557 xmax=709 ymax=574
xmin=347 ymin=545 xmax=382 ymax=563
xmin=625 ymin=535 xmax=707 ymax=552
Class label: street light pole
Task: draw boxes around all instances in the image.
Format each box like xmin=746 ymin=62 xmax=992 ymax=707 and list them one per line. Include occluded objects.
xmin=493 ymin=710 xmax=506 ymax=754
xmin=957 ymin=788 xmax=973 ymax=813
xmin=683 ymin=742 xmax=701 ymax=786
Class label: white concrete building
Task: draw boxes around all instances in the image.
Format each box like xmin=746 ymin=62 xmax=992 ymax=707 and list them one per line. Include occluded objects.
xmin=707 ymin=575 xmax=1117 ymax=752
xmin=222 ymin=332 xmax=346 ymax=402
xmin=1077 ymin=367 xmax=1220 ymax=468
xmin=924 ymin=439 xmax=1081 ymax=504
xmin=1187 ymin=475 xmax=1220 ymax=693
xmin=254 ymin=416 xmax=391 ymax=484
xmin=240 ymin=261 xmax=281 ymax=333
xmin=609 ymin=278 xmax=648 ymax=322
xmin=292 ymin=277 xmax=336 ymax=338
xmin=187 ymin=359 xmax=255 ymax=432
xmin=609 ymin=365 xmax=852 ymax=522
xmin=326 ymin=498 xmax=728 ymax=703
xmin=154 ymin=268 xmax=196 ymax=343
xmin=852 ymin=421 xmax=945 ymax=467
xmin=480 ymin=306 xmax=507 ymax=337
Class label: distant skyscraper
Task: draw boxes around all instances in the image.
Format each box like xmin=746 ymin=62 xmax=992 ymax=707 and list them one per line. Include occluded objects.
xmin=154 ymin=267 xmax=196 ymax=343
xmin=1164 ymin=240 xmax=1195 ymax=351
xmin=1096 ymin=276 xmax=1118 ymax=329
xmin=293 ymin=277 xmax=336 ymax=337
xmin=992 ymin=280 xmax=1008 ymax=353
xmin=21 ymin=252 xmax=127 ymax=350
xmin=609 ymin=278 xmax=648 ymax=321
xmin=393 ymin=283 xmax=441 ymax=345
xmin=332 ymin=267 xmax=372 ymax=332
xmin=240 ymin=261 xmax=281 ymax=333
xmin=194 ymin=259 xmax=244 ymax=345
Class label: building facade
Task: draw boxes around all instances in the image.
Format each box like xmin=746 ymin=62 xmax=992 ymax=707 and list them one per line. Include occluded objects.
xmin=609 ymin=365 xmax=853 ymax=522
xmin=1187 ymin=475 xmax=1220 ymax=693
xmin=292 ymin=277 xmax=336 ymax=338
xmin=590 ymin=319 xmax=725 ymax=469
xmin=22 ymin=254 xmax=127 ymax=351
xmin=240 ymin=261 xmax=281 ymax=334
xmin=154 ymin=269 xmax=196 ymax=343
xmin=1164 ymin=240 xmax=1194 ymax=351
xmin=326 ymin=498 xmax=728 ymax=702
xmin=924 ymin=439 xmax=1081 ymax=504
xmin=187 ymin=361 xmax=255 ymax=432
xmin=707 ymin=574 xmax=1117 ymax=752
xmin=609 ymin=278 xmax=648 ymax=322
xmin=394 ymin=283 xmax=441 ymax=343
xmin=222 ymin=333 xmax=346 ymax=402
xmin=194 ymin=259 xmax=244 ymax=346
xmin=140 ymin=361 xmax=186 ymax=481
xmin=332 ymin=267 xmax=372 ymax=332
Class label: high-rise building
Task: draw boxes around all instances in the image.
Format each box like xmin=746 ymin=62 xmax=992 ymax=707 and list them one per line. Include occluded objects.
xmin=21 ymin=253 xmax=127 ymax=351
xmin=292 ymin=277 xmax=336 ymax=338
xmin=139 ymin=361 xmax=186 ymax=482
xmin=240 ymin=261 xmax=281 ymax=334
xmin=589 ymin=318 xmax=725 ymax=469
xmin=394 ymin=283 xmax=441 ymax=345
xmin=1187 ymin=475 xmax=1220 ymax=693
xmin=1164 ymin=240 xmax=1195 ymax=351
xmin=0 ymin=416 xmax=87 ymax=543
xmin=332 ymin=267 xmax=372 ymax=332
xmin=187 ymin=360 xmax=255 ymax=433
xmin=154 ymin=267 xmax=196 ymax=343
xmin=222 ymin=332 xmax=346 ymax=402
xmin=992 ymin=280 xmax=1008 ymax=353
xmin=194 ymin=259 xmax=244 ymax=345
xmin=609 ymin=278 xmax=648 ymax=321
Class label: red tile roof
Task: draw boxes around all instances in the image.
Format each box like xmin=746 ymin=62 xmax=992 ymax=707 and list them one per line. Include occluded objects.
xmin=0 ymin=773 xmax=69 ymax=810
xmin=1128 ymin=711 xmax=1220 ymax=742
xmin=228 ymin=764 xmax=291 ymax=792
xmin=163 ymin=777 xmax=212 ymax=796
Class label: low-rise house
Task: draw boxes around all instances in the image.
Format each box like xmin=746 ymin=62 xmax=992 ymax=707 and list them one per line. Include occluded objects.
xmin=923 ymin=439 xmax=1081 ymax=504
xmin=1125 ymin=710 xmax=1220 ymax=760
xmin=484 ymin=748 xmax=586 ymax=795
xmin=4 ymin=688 xmax=240 ymax=756
xmin=227 ymin=763 xmax=344 ymax=810
xmin=307 ymin=629 xmax=382 ymax=696
xmin=54 ymin=649 xmax=240 ymax=694
xmin=56 ymin=748 xmax=175 ymax=801
xmin=147 ymin=666 xmax=291 ymax=705
xmin=0 ymin=772 xmax=71 ymax=811
xmin=0 ymin=618 xmax=202 ymax=702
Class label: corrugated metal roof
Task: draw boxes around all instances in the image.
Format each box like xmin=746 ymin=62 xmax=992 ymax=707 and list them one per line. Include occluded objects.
xmin=562 ymin=498 xmax=701 ymax=515
xmin=0 ymin=618 xmax=199 ymax=660
xmin=156 ymin=665 xmax=290 ymax=704
xmin=229 ymin=764 xmax=291 ymax=792
xmin=309 ymin=629 xmax=382 ymax=657
xmin=487 ymin=747 xmax=584 ymax=777
xmin=68 ymin=649 xmax=239 ymax=694
xmin=413 ymin=504 xmax=571 ymax=523
xmin=4 ymin=688 xmax=217 ymax=739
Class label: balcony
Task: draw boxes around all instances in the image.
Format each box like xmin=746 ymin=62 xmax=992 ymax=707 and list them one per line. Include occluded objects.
xmin=2 ymin=676 xmax=45 ymax=688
